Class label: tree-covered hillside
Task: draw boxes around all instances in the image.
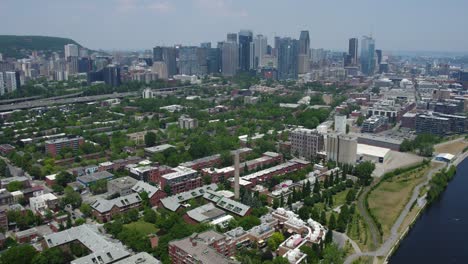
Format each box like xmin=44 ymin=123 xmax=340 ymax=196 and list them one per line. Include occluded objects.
xmin=0 ymin=35 xmax=83 ymax=59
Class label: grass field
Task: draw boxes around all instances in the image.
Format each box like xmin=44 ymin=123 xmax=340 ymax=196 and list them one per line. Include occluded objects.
xmin=352 ymin=256 xmax=374 ymax=264
xmin=124 ymin=220 xmax=158 ymax=235
xmin=367 ymin=165 xmax=430 ymax=239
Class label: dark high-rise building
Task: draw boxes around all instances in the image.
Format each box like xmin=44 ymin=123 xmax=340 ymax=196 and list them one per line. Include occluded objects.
xmin=179 ymin=47 xmax=200 ymax=75
xmin=207 ymin=48 xmax=221 ymax=74
xmin=153 ymin=46 xmax=177 ymax=77
xmin=348 ymin=38 xmax=358 ymax=66
xmin=200 ymin=42 xmax=211 ymax=49
xmin=360 ymin=35 xmax=375 ymax=75
xmin=238 ymin=30 xmax=253 ymax=71
xmin=78 ymin=58 xmax=93 ymax=73
xmin=102 ymin=65 xmax=121 ymax=87
xmin=299 ymin=30 xmax=310 ymax=55
xmin=277 ymin=37 xmax=299 ymax=80
xmin=227 ymin=33 xmax=237 ymax=43
xmin=152 ymin=47 xmax=163 ymax=61
xmin=375 ymin=49 xmax=383 ymax=65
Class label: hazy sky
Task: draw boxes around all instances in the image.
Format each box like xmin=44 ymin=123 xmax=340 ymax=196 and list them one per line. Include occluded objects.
xmin=2 ymin=0 xmax=468 ymax=52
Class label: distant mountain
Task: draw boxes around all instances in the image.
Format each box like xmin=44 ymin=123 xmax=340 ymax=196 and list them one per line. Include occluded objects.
xmin=0 ymin=35 xmax=84 ymax=59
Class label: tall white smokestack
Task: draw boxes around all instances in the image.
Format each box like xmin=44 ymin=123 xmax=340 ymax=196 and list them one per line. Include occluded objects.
xmin=234 ymin=150 xmax=240 ymax=200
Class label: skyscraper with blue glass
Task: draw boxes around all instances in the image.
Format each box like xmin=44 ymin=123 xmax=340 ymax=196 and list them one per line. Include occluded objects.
xmin=360 ymin=35 xmax=375 ymax=75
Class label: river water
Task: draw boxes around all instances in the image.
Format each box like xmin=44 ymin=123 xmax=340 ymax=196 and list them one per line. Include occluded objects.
xmin=390 ymin=158 xmax=468 ymax=263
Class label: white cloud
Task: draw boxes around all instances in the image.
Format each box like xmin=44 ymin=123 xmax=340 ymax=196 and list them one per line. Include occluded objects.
xmin=195 ymin=0 xmax=248 ymax=17
xmin=148 ymin=1 xmax=172 ymax=13
xmin=115 ymin=0 xmax=173 ymax=14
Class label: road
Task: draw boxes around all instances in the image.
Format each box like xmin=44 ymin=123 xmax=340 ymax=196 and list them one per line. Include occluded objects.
xmin=0 ymin=83 xmax=217 ymax=112
xmin=344 ymin=154 xmax=466 ymax=264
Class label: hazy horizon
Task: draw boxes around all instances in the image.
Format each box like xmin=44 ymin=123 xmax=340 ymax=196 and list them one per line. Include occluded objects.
xmin=2 ymin=0 xmax=468 ymax=53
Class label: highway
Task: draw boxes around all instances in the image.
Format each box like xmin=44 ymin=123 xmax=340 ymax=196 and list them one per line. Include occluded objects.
xmin=0 ymin=83 xmax=211 ymax=112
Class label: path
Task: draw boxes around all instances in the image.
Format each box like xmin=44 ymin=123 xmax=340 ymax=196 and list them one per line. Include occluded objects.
xmin=344 ymin=152 xmax=466 ymax=264
xmin=355 ymin=182 xmax=380 ymax=251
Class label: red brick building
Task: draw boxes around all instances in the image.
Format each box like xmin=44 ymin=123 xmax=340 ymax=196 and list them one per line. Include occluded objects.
xmin=45 ymin=136 xmax=84 ymax=157
xmin=169 ymin=231 xmax=237 ymax=264
xmin=90 ymin=193 xmax=142 ymax=222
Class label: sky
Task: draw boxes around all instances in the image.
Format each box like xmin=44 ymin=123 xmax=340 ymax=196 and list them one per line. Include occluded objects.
xmin=2 ymin=0 xmax=468 ymax=53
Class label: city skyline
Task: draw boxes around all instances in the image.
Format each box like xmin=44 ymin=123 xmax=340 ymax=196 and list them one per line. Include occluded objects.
xmin=2 ymin=0 xmax=468 ymax=52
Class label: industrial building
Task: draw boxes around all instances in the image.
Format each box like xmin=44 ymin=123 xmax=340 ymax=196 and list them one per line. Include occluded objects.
xmin=357 ymin=144 xmax=391 ymax=163
xmin=326 ymin=133 xmax=357 ymax=164
xmin=289 ymin=128 xmax=324 ymax=160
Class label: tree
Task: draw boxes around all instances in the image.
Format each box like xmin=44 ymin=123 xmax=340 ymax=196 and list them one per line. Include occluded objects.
xmin=329 ymin=214 xmax=337 ymax=230
xmin=6 ymin=181 xmax=23 ymax=192
xmin=322 ymin=243 xmax=344 ymax=264
xmin=144 ymin=131 xmax=157 ymax=147
xmin=355 ymin=161 xmax=375 ymax=186
xmin=267 ymin=232 xmax=285 ymax=251
xmin=238 ymin=215 xmax=261 ymax=230
xmin=80 ymin=203 xmax=92 ymax=217
xmin=55 ymin=171 xmax=74 ymax=187
xmin=272 ymin=197 xmax=279 ymax=209
xmin=1 ymin=244 xmax=38 ymax=264
xmin=272 ymin=257 xmax=290 ymax=264
xmin=32 ymin=247 xmax=72 ymax=264
xmin=90 ymin=179 xmax=107 ymax=194
xmin=61 ymin=186 xmax=82 ymax=209
xmin=143 ymin=208 xmax=157 ymax=224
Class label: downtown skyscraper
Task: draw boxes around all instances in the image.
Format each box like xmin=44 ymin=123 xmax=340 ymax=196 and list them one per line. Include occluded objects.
xmin=360 ymin=35 xmax=375 ymax=75
xmin=253 ymin=34 xmax=267 ymax=69
xmin=277 ymin=37 xmax=299 ymax=80
xmin=348 ymin=38 xmax=358 ymax=66
xmin=238 ymin=30 xmax=253 ymax=72
xmin=153 ymin=46 xmax=177 ymax=77
xmin=298 ymin=30 xmax=310 ymax=74
xmin=220 ymin=40 xmax=239 ymax=77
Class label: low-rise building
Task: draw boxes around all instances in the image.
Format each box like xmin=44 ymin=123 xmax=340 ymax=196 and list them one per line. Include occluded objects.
xmin=144 ymin=144 xmax=175 ymax=157
xmin=160 ymin=184 xmax=218 ymax=212
xmin=178 ymin=115 xmax=198 ymax=129
xmin=15 ymin=227 xmax=38 ymax=243
xmin=29 ymin=193 xmax=59 ymax=214
xmin=91 ymin=193 xmax=142 ymax=222
xmin=185 ymin=203 xmax=226 ymax=224
xmin=169 ymin=231 xmax=237 ymax=264
xmin=107 ymin=177 xmax=138 ymax=196
xmin=77 ymin=171 xmax=114 ymax=187
xmin=203 ymin=190 xmax=251 ymax=217
xmin=160 ymin=166 xmax=201 ymax=194
xmin=43 ymin=224 xmax=130 ymax=264
xmin=131 ymin=181 xmax=166 ymax=207
xmin=361 ymin=115 xmax=389 ymax=133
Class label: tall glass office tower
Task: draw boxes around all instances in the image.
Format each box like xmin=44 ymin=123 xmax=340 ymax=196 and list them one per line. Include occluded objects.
xmin=360 ymin=35 xmax=375 ymax=75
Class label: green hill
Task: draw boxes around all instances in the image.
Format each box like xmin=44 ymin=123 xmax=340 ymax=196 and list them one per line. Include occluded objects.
xmin=0 ymin=35 xmax=84 ymax=59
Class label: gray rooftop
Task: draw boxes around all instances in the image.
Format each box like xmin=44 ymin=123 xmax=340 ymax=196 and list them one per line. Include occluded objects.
xmin=204 ymin=190 xmax=250 ymax=217
xmin=113 ymin=252 xmax=160 ymax=264
xmin=77 ymin=171 xmax=114 ymax=184
xmin=131 ymin=181 xmax=160 ymax=198
xmin=160 ymin=183 xmax=218 ymax=212
xmin=91 ymin=193 xmax=142 ymax=213
xmin=169 ymin=231 xmax=237 ymax=264
xmin=43 ymin=224 xmax=130 ymax=264
xmin=186 ymin=203 xmax=226 ymax=223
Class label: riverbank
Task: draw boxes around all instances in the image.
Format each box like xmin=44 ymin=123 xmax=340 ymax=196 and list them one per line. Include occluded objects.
xmin=344 ymin=150 xmax=467 ymax=264
xmin=389 ymin=152 xmax=468 ymax=263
